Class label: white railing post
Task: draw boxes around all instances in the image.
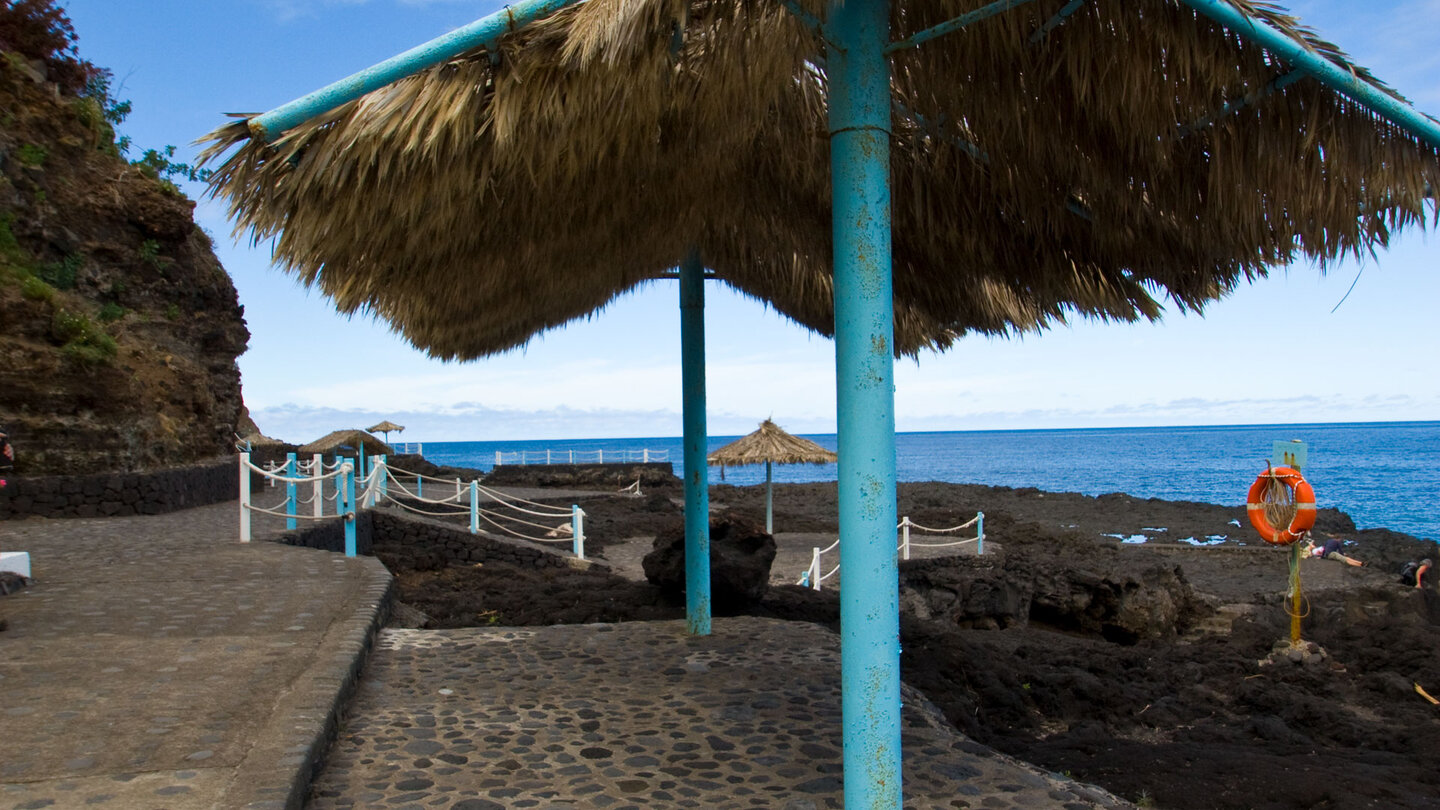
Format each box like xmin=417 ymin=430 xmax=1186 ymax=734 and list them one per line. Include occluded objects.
xmin=977 ymin=511 xmax=985 ymax=556
xmin=456 ymin=477 xmax=462 ymax=500
xmin=239 ymin=452 xmax=251 ymax=543
xmin=495 ymin=450 xmax=502 ymax=467
xmin=643 ymin=448 xmax=650 ymax=463
xmin=470 ymin=480 xmax=479 ymax=534
xmin=572 ymin=505 xmax=586 ymax=560
xmin=569 ymin=450 xmax=574 ymax=464
xmin=599 ymin=449 xmax=604 ymax=464
xmin=901 ymin=517 xmax=911 ymax=561
xmin=810 ymin=547 xmax=822 ymax=591
xmin=312 ymin=453 xmax=324 ymax=517
xmin=547 ymin=449 xmax=552 ymax=464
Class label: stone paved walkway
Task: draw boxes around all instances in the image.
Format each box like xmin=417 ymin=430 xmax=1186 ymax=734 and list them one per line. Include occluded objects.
xmin=0 ymin=496 xmax=391 ymax=810
xmin=308 ymin=619 xmax=1132 ymax=810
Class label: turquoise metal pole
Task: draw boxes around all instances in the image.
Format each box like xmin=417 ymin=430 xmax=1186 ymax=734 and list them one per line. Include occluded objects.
xmin=828 ymin=0 xmax=901 ymax=804
xmin=342 ymin=459 xmax=357 ymax=557
xmin=680 ymin=250 xmax=712 ymax=637
xmin=765 ymin=460 xmax=774 ymax=534
xmin=249 ymin=0 xmax=587 ymax=142
xmin=1179 ymin=0 xmax=1440 ymax=149
xmin=285 ymin=452 xmax=298 ymax=531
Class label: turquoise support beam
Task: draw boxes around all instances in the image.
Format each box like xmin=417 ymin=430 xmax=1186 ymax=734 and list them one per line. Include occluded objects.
xmin=1179 ymin=0 xmax=1440 ymax=148
xmin=680 ymin=250 xmax=712 ymax=637
xmin=887 ymin=0 xmax=1039 ymax=53
xmin=1029 ymin=0 xmax=1086 ymax=43
xmin=765 ymin=460 xmax=774 ymax=534
xmin=249 ymin=0 xmax=586 ymax=142
xmin=827 ymin=0 xmax=902 ymax=805
xmin=285 ymin=451 xmax=298 ymax=531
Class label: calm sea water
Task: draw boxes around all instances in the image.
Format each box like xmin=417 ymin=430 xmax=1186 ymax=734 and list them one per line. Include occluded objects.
xmin=414 ymin=422 xmax=1439 ymax=541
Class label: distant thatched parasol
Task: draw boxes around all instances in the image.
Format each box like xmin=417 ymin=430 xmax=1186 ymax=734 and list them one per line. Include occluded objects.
xmin=299 ymin=429 xmax=393 ymax=458
xmin=709 ymin=420 xmax=837 ymax=533
xmin=200 ymin=0 xmax=1439 ymax=363
xmin=367 ymin=420 xmax=405 ymax=442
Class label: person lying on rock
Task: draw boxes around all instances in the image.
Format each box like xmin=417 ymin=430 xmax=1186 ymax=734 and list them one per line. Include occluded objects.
xmin=1302 ymin=533 xmax=1367 ymax=568
xmin=1399 ymin=559 xmax=1432 ymax=589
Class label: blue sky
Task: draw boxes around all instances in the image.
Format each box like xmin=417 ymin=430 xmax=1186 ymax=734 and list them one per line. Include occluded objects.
xmin=59 ymin=0 xmax=1440 ymax=443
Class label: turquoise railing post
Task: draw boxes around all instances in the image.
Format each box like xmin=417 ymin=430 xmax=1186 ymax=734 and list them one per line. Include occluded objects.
xmin=285 ymin=452 xmax=298 ymax=531
xmin=680 ymin=249 xmax=712 ymax=637
xmin=978 ymin=512 xmax=985 ymax=555
xmin=341 ymin=460 xmax=357 ymax=557
xmin=827 ymin=0 xmax=902 ymax=804
xmin=470 ymin=480 xmax=480 ymax=534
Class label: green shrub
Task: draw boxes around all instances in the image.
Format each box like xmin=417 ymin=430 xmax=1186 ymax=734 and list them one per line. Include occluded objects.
xmin=97 ymin=301 xmax=124 ymax=322
xmin=61 ymin=335 xmax=116 ymax=366
xmin=50 ymin=309 xmax=118 ymax=365
xmin=36 ymin=253 xmax=81 ymax=290
xmin=20 ymin=275 xmax=53 ymax=301
xmin=51 ymin=308 xmax=90 ymax=342
xmin=16 ymin=143 xmax=47 ymax=167
xmin=164 ymin=302 xmax=180 ymax=320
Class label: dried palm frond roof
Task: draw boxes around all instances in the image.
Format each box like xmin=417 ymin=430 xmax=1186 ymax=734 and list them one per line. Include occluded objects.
xmin=709 ymin=420 xmax=838 ymax=467
xmin=299 ymin=429 xmax=394 ymax=456
xmin=367 ymin=420 xmax=406 ymax=434
xmin=200 ymin=0 xmax=1439 ymax=361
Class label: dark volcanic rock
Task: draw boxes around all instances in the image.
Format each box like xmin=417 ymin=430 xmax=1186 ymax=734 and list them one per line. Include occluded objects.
xmin=643 ymin=515 xmax=776 ymax=611
xmin=0 ymin=46 xmax=248 ymax=475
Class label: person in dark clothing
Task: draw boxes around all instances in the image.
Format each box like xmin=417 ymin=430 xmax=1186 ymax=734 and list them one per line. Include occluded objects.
xmin=1399 ymin=559 xmax=1432 ymax=589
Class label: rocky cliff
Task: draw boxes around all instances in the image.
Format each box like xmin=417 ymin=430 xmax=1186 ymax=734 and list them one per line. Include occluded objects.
xmin=0 ymin=52 xmax=249 ymax=474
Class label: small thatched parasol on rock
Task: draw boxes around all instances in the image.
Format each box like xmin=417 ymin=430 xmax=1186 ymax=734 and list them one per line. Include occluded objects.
xmin=300 ymin=429 xmax=393 ymax=458
xmin=709 ymin=420 xmax=837 ymax=533
xmin=367 ymin=420 xmax=405 ymax=443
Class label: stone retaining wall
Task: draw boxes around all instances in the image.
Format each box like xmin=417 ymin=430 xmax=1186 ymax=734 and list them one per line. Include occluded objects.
xmin=0 ymin=457 xmax=237 ymax=520
xmin=483 ymin=462 xmax=677 ymax=488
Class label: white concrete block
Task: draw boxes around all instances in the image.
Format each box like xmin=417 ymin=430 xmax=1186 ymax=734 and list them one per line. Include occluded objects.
xmin=0 ymin=551 xmax=31 ymax=579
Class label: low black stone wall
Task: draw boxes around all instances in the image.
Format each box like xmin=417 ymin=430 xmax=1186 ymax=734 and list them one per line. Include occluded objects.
xmin=0 ymin=457 xmax=237 ymax=521
xmin=483 ymin=462 xmax=677 ymax=488
xmin=269 ymin=507 xmax=593 ymax=574
xmin=271 ymin=511 xmax=375 ymax=556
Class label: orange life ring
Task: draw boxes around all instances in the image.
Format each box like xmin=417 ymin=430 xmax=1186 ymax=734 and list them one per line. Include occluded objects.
xmin=1246 ymin=466 xmax=1316 ymax=545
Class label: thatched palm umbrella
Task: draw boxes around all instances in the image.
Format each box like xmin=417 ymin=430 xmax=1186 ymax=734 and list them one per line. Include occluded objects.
xmin=300 ymin=429 xmax=394 ymax=475
xmin=201 ymin=1 xmax=1437 ymax=363
xmin=200 ymin=1 xmax=1439 ymax=801
xmin=709 ymin=420 xmax=837 ymax=533
xmin=366 ymin=420 xmax=405 ymax=443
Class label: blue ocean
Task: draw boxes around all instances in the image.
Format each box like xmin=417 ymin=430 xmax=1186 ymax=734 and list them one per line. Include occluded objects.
xmin=411 ymin=422 xmax=1439 ymax=541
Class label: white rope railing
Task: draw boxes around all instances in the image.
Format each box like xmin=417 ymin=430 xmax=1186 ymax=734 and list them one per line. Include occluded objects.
xmin=241 ymin=454 xmax=590 ymax=562
xmin=799 ymin=513 xmax=985 ymax=590
xmin=618 ymin=478 xmax=643 ymax=497
xmin=493 ymin=448 xmax=670 ymax=466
